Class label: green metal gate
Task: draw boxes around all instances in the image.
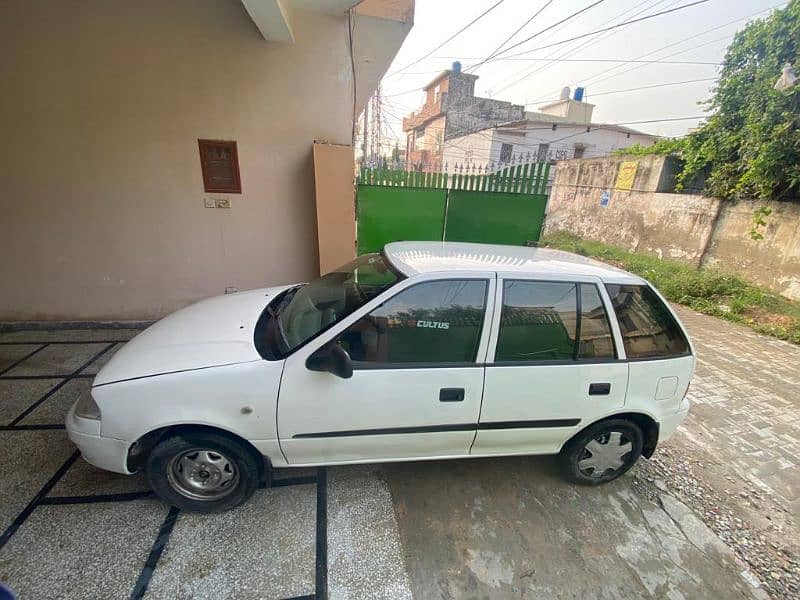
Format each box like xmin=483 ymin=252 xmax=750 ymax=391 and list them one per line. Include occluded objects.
xmin=356 ymin=186 xmax=446 ymax=255
xmin=356 ymin=163 xmax=549 ymax=254
xmin=444 ymin=190 xmax=546 ymax=246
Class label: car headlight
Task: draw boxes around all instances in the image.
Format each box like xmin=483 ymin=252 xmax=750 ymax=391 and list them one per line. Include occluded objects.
xmin=75 ymin=389 xmax=101 ymax=420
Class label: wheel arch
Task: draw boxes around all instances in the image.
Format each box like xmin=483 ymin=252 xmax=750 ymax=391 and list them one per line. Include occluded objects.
xmin=127 ymin=423 xmax=270 ymax=483
xmin=564 ymin=412 xmax=660 ymax=458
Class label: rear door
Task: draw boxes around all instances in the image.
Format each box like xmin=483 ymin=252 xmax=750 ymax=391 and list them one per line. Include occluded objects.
xmin=472 ymin=275 xmax=629 ymax=456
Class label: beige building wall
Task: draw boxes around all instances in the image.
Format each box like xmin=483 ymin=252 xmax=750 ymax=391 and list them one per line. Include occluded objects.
xmin=0 ymin=0 xmax=410 ymax=320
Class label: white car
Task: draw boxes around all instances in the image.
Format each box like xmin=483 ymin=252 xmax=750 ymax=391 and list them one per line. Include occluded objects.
xmin=67 ymin=242 xmax=694 ymax=512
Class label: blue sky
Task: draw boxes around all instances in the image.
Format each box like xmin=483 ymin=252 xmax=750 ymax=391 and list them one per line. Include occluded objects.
xmin=376 ymin=0 xmax=786 ymax=145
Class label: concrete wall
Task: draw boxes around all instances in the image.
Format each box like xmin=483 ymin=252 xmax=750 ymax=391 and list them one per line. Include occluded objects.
xmin=704 ymin=200 xmax=800 ymax=300
xmin=545 ymin=188 xmax=720 ymax=265
xmin=545 ymin=157 xmax=800 ymax=300
xmin=0 ymin=0 xmax=409 ymax=320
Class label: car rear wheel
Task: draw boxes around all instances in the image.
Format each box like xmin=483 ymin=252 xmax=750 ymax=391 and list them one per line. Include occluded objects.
xmin=146 ymin=431 xmax=260 ymax=512
xmin=559 ymin=419 xmax=643 ymax=485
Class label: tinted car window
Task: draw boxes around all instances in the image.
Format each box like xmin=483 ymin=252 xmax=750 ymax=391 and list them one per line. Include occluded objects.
xmin=337 ymin=279 xmax=488 ymax=364
xmin=605 ymin=284 xmax=690 ymax=359
xmin=495 ymin=281 xmax=577 ymax=361
xmin=267 ymin=253 xmax=402 ymax=358
xmin=578 ymin=284 xmax=616 ymax=359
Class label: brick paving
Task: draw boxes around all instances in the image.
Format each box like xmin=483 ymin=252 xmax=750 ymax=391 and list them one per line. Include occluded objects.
xmin=673 ymin=306 xmax=800 ymax=516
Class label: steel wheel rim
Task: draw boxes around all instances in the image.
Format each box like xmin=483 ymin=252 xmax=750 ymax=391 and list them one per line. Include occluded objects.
xmin=577 ymin=431 xmax=633 ymax=479
xmin=166 ymin=448 xmax=240 ymax=501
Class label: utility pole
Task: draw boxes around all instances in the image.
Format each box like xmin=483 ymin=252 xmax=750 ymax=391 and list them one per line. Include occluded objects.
xmin=371 ymin=87 xmax=382 ymax=166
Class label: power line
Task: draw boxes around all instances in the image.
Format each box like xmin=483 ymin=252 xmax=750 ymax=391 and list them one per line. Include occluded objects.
xmin=412 ymin=115 xmax=705 ymax=158
xmin=496 ymin=0 xmax=711 ymax=61
xmin=385 ymin=0 xmax=609 ymax=98
xmin=497 ymin=0 xmax=679 ymax=89
xmin=524 ymin=77 xmax=717 ymax=103
xmin=480 ymin=0 xmax=607 ymax=64
xmin=581 ymin=32 xmax=731 ymax=87
xmin=537 ymin=116 xmax=708 ymax=144
xmin=490 ymin=0 xmax=675 ymax=95
xmin=467 ymin=0 xmax=553 ymax=72
xmin=526 ymin=2 xmax=785 ymax=105
xmin=387 ymin=0 xmax=508 ymax=76
xmin=499 ymin=115 xmax=707 ymax=132
xmin=395 ymin=59 xmax=720 ymax=75
xmin=387 ymin=0 xmax=660 ymax=98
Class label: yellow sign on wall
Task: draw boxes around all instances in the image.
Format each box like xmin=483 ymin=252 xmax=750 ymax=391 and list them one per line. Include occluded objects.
xmin=615 ymin=160 xmax=638 ymax=191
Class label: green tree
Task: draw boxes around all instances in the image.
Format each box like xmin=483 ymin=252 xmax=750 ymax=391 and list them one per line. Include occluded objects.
xmin=623 ymin=2 xmax=800 ymax=201
xmin=686 ymin=1 xmax=800 ymax=199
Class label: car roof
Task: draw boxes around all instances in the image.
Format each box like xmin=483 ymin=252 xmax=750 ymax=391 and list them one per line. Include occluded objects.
xmin=383 ymin=241 xmax=645 ymax=285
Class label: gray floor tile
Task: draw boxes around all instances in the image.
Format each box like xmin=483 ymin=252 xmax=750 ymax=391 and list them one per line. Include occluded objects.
xmin=146 ymin=485 xmax=316 ymax=599
xmin=0 ymin=344 xmax=42 ymax=373
xmin=0 ymin=379 xmax=60 ymax=425
xmin=20 ymin=378 xmax=88 ymax=425
xmin=0 ymin=500 xmax=166 ymax=600
xmin=0 ymin=430 xmax=75 ymax=534
xmin=3 ymin=343 xmax=108 ymax=376
xmin=273 ymin=466 xmax=318 ymax=482
xmin=79 ymin=342 xmax=123 ymax=374
xmin=328 ymin=465 xmax=412 ymax=599
xmin=0 ymin=329 xmax=143 ymax=343
xmin=49 ymin=455 xmax=149 ymax=497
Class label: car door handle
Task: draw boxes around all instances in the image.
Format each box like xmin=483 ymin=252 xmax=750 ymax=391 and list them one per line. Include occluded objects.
xmin=439 ymin=388 xmax=465 ymax=402
xmin=589 ymin=383 xmax=611 ymax=396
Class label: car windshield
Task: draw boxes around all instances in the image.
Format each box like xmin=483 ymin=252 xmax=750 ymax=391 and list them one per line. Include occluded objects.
xmin=271 ymin=253 xmax=402 ymax=356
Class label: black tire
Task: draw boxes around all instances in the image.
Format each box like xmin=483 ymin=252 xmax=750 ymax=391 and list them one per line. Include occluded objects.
xmin=559 ymin=419 xmax=643 ymax=486
xmin=146 ymin=431 xmax=261 ymax=513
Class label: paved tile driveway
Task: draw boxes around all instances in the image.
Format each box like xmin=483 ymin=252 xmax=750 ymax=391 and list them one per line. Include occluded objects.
xmin=0 ymin=329 xmax=410 ymax=599
xmin=673 ymin=306 xmax=800 ymax=515
xmin=0 ymin=317 xmax=787 ymax=599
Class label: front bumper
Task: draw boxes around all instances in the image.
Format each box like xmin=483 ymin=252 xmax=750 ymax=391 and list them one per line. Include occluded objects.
xmin=66 ymin=403 xmax=132 ymax=474
xmin=658 ymin=397 xmax=690 ymax=443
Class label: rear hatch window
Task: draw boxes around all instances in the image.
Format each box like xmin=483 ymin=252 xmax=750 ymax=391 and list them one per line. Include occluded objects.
xmin=605 ymin=284 xmax=690 ymax=359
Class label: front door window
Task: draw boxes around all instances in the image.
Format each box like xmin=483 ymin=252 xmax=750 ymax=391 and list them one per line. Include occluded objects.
xmin=336 ymin=279 xmax=488 ymax=365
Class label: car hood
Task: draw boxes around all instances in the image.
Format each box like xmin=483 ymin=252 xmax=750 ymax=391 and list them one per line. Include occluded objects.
xmin=94 ymin=284 xmax=293 ymax=386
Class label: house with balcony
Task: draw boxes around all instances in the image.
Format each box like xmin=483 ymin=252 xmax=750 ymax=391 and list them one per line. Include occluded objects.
xmin=402 ymin=62 xmax=524 ymax=171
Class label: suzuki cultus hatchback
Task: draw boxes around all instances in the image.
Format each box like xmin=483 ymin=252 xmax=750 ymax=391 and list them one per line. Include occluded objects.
xmin=67 ymin=242 xmax=694 ymax=512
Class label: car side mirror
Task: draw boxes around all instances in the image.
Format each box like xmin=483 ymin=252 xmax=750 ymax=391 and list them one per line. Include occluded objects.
xmin=306 ymin=344 xmax=353 ymax=379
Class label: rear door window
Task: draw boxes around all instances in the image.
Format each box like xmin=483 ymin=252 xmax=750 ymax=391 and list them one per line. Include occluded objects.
xmin=495 ymin=281 xmax=616 ymax=362
xmin=495 ymin=281 xmax=577 ymax=361
xmin=577 ymin=283 xmax=616 ymax=359
xmin=605 ymin=284 xmax=690 ymax=359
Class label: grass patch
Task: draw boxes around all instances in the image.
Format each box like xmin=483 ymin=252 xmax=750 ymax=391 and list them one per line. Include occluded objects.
xmin=542 ymin=232 xmax=800 ymax=345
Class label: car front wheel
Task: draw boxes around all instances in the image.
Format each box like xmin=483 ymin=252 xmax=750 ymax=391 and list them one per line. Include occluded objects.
xmin=146 ymin=431 xmax=260 ymax=512
xmin=560 ymin=419 xmax=643 ymax=485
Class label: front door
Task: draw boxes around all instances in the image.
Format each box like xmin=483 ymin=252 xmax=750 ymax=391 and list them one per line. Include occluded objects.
xmin=278 ymin=275 xmax=495 ymax=465
xmin=473 ymin=277 xmax=628 ymax=455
